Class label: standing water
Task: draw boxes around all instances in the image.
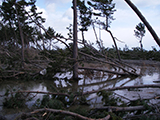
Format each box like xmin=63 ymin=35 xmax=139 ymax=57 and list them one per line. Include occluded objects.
xmin=0 ymin=63 xmax=160 ymax=119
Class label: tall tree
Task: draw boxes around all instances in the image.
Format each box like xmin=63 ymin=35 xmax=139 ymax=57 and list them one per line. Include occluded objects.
xmin=0 ymin=0 xmax=45 ymax=68
xmin=77 ymin=0 xmax=92 ymax=46
xmin=73 ymin=0 xmax=78 ymax=80
xmin=134 ymin=22 xmax=145 ymax=51
xmin=88 ymin=0 xmax=121 ymax=60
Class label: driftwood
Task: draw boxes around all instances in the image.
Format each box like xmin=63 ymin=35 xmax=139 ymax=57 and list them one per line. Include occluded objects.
xmin=18 ymin=108 xmax=110 ymax=120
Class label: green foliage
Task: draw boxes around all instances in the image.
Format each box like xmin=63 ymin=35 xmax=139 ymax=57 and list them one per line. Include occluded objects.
xmin=77 ymin=0 xmax=92 ymax=32
xmin=134 ymin=22 xmax=145 ymax=39
xmin=40 ymin=95 xmax=65 ymax=109
xmin=69 ymin=105 xmax=90 ymax=116
xmin=97 ymin=90 xmax=121 ymax=106
xmin=3 ymin=92 xmax=26 ymax=108
xmin=87 ymin=0 xmax=116 ymax=29
xmin=0 ymin=0 xmax=45 ymax=47
xmin=40 ymin=48 xmax=73 ymax=79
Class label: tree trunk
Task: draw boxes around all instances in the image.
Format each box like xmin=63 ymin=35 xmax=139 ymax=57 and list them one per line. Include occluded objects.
xmin=81 ymin=31 xmax=86 ymax=47
xmin=106 ymin=30 xmax=121 ymax=61
xmin=124 ymin=0 xmax=160 ymax=47
xmin=73 ymin=0 xmax=78 ymax=80
xmin=15 ymin=5 xmax=25 ymax=69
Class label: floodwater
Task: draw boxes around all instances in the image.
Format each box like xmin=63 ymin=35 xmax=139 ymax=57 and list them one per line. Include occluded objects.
xmin=0 ymin=64 xmax=160 ymax=119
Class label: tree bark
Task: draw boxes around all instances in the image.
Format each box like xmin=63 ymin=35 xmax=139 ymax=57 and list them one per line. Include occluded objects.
xmin=73 ymin=0 xmax=79 ymax=80
xmin=124 ymin=0 xmax=160 ymax=47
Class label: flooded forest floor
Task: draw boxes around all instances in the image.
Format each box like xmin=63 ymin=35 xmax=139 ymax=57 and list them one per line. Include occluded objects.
xmin=0 ymin=60 xmax=160 ymax=120
xmin=1 ymin=47 xmax=160 ymax=120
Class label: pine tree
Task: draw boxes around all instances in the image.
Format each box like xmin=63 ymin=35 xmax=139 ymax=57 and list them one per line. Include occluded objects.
xmin=134 ymin=22 xmax=145 ymax=51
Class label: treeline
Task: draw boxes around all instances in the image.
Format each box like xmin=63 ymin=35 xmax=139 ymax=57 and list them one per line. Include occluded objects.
xmin=106 ymin=46 xmax=160 ymax=61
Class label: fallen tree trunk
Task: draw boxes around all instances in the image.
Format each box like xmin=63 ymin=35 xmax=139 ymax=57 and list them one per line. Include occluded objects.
xmin=79 ymin=51 xmax=139 ymax=76
xmin=82 ymin=84 xmax=160 ymax=96
xmin=0 ymin=90 xmax=70 ymax=97
xmin=78 ymin=67 xmax=129 ymax=76
xmin=17 ymin=108 xmax=110 ymax=120
xmin=124 ymin=113 xmax=160 ymax=120
xmin=94 ymin=105 xmax=145 ymax=112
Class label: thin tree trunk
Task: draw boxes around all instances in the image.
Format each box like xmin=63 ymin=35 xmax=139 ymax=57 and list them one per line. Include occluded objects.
xmin=92 ymin=23 xmax=102 ymax=51
xmin=124 ymin=0 xmax=160 ymax=47
xmin=15 ymin=5 xmax=25 ymax=69
xmin=73 ymin=0 xmax=78 ymax=80
xmin=81 ymin=31 xmax=86 ymax=47
xmin=106 ymin=30 xmax=121 ymax=61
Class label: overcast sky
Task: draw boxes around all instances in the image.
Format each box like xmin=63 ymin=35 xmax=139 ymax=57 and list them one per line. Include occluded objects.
xmin=0 ymin=0 xmax=160 ymax=50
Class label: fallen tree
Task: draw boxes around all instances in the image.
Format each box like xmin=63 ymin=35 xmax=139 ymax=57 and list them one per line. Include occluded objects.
xmin=82 ymin=84 xmax=160 ymax=96
xmin=15 ymin=108 xmax=110 ymax=120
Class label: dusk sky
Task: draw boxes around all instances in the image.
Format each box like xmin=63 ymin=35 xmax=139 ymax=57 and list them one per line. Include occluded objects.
xmin=1 ymin=0 xmax=160 ymax=50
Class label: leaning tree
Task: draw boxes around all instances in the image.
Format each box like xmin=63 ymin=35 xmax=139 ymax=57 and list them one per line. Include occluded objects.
xmin=87 ymin=0 xmax=121 ymax=61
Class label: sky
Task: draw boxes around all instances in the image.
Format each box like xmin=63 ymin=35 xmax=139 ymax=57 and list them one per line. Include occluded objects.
xmin=0 ymin=0 xmax=160 ymax=50
xmin=35 ymin=0 xmax=160 ymax=50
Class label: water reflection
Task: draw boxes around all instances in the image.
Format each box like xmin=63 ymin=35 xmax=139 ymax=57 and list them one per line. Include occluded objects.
xmin=0 ymin=65 xmax=160 ymax=118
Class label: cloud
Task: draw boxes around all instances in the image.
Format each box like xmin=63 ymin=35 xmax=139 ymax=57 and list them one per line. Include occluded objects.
xmin=46 ymin=3 xmax=56 ymax=13
xmin=37 ymin=6 xmax=48 ymax=21
xmin=36 ymin=0 xmax=160 ymax=50
xmin=115 ymin=0 xmax=160 ymax=9
xmin=63 ymin=8 xmax=73 ymax=20
xmin=44 ymin=0 xmax=71 ymax=4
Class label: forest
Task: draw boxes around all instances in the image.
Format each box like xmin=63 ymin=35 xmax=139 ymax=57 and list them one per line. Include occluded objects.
xmin=0 ymin=0 xmax=160 ymax=120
